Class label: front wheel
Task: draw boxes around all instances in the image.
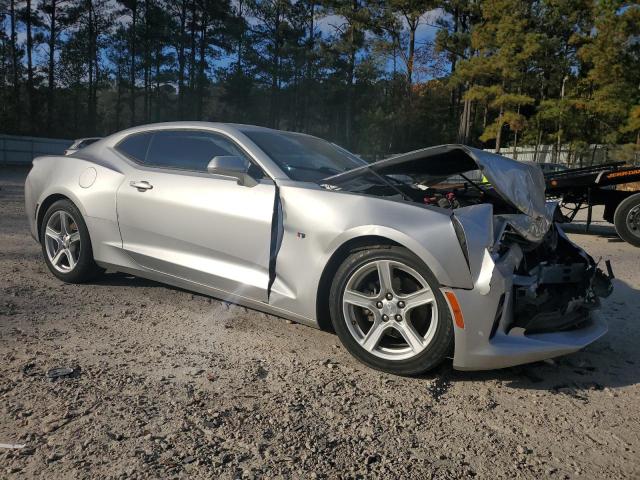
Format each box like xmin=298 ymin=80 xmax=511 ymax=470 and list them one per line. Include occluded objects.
xmin=329 ymin=245 xmax=453 ymax=376
xmin=613 ymin=193 xmax=640 ymax=247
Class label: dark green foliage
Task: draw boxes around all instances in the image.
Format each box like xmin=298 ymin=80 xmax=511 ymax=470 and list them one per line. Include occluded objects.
xmin=0 ymin=0 xmax=638 ymax=156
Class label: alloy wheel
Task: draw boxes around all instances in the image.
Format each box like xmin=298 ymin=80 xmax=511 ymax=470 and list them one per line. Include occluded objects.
xmin=44 ymin=210 xmax=81 ymax=273
xmin=342 ymin=259 xmax=439 ymax=361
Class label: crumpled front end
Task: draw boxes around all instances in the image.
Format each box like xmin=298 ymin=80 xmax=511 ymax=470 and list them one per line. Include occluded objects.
xmin=447 ymin=209 xmax=612 ymax=371
xmin=321 ymin=144 xmax=613 ymax=369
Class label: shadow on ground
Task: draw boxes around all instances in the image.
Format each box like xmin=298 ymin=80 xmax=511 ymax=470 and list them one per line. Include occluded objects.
xmin=88 ymin=271 xmax=166 ymax=289
xmin=561 ymin=222 xmax=625 ymax=243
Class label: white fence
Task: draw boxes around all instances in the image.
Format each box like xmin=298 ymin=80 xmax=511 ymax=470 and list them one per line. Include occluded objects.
xmin=483 ymin=144 xmax=612 ymax=166
xmin=0 ymin=134 xmax=72 ymax=166
xmin=361 ymin=144 xmax=623 ymax=166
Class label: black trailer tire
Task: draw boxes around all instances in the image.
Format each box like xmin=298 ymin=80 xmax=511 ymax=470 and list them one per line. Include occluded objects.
xmin=613 ymin=193 xmax=640 ymax=247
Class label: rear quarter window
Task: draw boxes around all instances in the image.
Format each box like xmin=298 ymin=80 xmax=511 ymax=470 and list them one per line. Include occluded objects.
xmin=115 ymin=132 xmax=154 ymax=163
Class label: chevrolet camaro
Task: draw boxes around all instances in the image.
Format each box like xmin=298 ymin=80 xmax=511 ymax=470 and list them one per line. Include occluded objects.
xmin=25 ymin=122 xmax=613 ymax=375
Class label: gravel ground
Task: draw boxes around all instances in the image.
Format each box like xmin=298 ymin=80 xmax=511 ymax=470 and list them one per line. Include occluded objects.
xmin=1 ymin=167 xmax=639 ymax=479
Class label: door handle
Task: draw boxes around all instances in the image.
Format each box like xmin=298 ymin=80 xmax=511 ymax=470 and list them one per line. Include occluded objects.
xmin=130 ymin=180 xmax=153 ymax=191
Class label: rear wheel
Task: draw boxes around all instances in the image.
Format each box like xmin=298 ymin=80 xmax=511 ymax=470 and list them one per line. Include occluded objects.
xmin=613 ymin=193 xmax=640 ymax=247
xmin=329 ymin=245 xmax=453 ymax=375
xmin=40 ymin=199 xmax=103 ymax=283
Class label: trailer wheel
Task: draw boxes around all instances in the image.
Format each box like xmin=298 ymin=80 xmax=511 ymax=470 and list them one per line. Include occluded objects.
xmin=613 ymin=193 xmax=640 ymax=247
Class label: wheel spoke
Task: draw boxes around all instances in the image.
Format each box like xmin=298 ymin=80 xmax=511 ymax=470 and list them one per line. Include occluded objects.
xmin=45 ymin=226 xmax=61 ymax=243
xmin=400 ymin=288 xmax=436 ymax=311
xmin=64 ymin=249 xmax=76 ymax=269
xmin=376 ymin=260 xmax=394 ymax=294
xmin=51 ymin=248 xmax=65 ymax=266
xmin=59 ymin=211 xmax=70 ymax=235
xmin=361 ymin=320 xmax=388 ymax=352
xmin=68 ymin=231 xmax=81 ymax=244
xmin=395 ymin=322 xmax=424 ymax=353
xmin=343 ymin=289 xmax=376 ymax=309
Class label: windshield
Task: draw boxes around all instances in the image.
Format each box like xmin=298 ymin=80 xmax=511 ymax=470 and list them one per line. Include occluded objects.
xmin=242 ymin=129 xmax=367 ymax=182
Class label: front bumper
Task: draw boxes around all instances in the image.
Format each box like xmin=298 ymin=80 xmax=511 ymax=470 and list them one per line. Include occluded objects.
xmin=445 ymin=242 xmax=608 ymax=371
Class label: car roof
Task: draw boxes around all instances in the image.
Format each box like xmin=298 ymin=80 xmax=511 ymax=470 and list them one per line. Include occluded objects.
xmin=101 ymin=122 xmax=317 ymax=145
xmin=83 ymin=122 xmax=299 ymax=181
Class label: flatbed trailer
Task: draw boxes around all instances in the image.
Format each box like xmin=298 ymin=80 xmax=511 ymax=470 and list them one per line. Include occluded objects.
xmin=544 ymin=162 xmax=640 ymax=247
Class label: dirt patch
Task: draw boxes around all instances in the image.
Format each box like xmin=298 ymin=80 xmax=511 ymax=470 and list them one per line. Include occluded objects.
xmin=1 ymin=167 xmax=639 ymax=478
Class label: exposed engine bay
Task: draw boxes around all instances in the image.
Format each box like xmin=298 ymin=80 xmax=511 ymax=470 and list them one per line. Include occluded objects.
xmin=321 ymin=144 xmax=546 ymax=222
xmin=321 ymin=170 xmax=520 ymax=213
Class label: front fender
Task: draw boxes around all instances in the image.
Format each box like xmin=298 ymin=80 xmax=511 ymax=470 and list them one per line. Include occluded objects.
xmin=268 ymin=185 xmax=475 ymax=324
xmin=328 ymin=223 xmax=473 ymax=290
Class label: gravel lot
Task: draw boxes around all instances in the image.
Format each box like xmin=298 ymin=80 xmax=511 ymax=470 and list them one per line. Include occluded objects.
xmin=1 ymin=167 xmax=639 ymax=479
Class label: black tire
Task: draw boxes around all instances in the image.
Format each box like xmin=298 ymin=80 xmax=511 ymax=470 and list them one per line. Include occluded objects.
xmin=40 ymin=199 xmax=103 ymax=283
xmin=329 ymin=245 xmax=453 ymax=376
xmin=613 ymin=193 xmax=640 ymax=247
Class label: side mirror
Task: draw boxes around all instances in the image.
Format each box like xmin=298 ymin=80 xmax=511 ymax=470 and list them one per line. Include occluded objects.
xmin=206 ymin=155 xmax=257 ymax=187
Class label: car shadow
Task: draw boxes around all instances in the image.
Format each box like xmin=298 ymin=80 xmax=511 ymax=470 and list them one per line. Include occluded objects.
xmin=561 ymin=222 xmax=624 ymax=242
xmin=87 ymin=271 xmax=221 ymax=298
xmin=87 ymin=271 xmax=165 ymax=288
xmin=422 ymin=278 xmax=640 ymax=394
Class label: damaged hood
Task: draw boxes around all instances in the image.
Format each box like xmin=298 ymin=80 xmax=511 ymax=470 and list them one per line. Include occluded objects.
xmin=323 ymin=144 xmax=552 ymax=242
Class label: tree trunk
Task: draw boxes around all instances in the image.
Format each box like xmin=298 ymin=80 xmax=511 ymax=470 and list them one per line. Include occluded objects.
xmin=177 ymin=0 xmax=187 ymax=118
xmin=346 ymin=48 xmax=355 ymax=148
xmin=10 ymin=0 xmax=21 ymax=131
xmin=590 ymin=143 xmax=597 ymax=167
xmin=405 ymin=14 xmax=417 ymax=86
xmin=236 ymin=0 xmax=244 ymax=72
xmin=26 ymin=0 xmax=35 ymax=130
xmin=196 ymin=6 xmax=208 ymax=120
xmin=154 ymin=43 xmax=161 ymax=121
xmin=513 ymin=103 xmax=521 ymax=159
xmin=268 ymin=2 xmax=282 ymax=128
xmin=143 ymin=0 xmax=150 ymax=122
xmin=457 ymin=86 xmax=471 ymax=144
xmin=303 ymin=0 xmax=314 ymax=131
xmin=129 ymin=0 xmax=138 ymax=126
xmin=533 ymin=128 xmax=542 ymax=163
xmin=345 ymin=0 xmax=359 ymax=148
xmin=47 ymin=0 xmax=57 ymax=129
xmin=448 ymin=6 xmax=460 ymax=124
xmin=116 ymin=66 xmax=122 ymax=130
xmin=88 ymin=0 xmax=96 ymax=134
xmin=494 ymin=104 xmax=503 ymax=153
xmin=188 ymin=0 xmax=197 ymax=109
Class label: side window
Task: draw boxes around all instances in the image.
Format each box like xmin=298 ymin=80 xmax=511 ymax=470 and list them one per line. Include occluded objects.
xmin=115 ymin=132 xmax=153 ymax=162
xmin=145 ymin=130 xmax=257 ymax=173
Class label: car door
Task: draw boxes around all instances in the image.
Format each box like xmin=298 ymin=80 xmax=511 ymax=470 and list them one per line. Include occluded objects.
xmin=115 ymin=129 xmax=276 ymax=303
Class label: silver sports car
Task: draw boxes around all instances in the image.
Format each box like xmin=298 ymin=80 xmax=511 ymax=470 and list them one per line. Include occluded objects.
xmin=25 ymin=122 xmax=613 ymax=375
